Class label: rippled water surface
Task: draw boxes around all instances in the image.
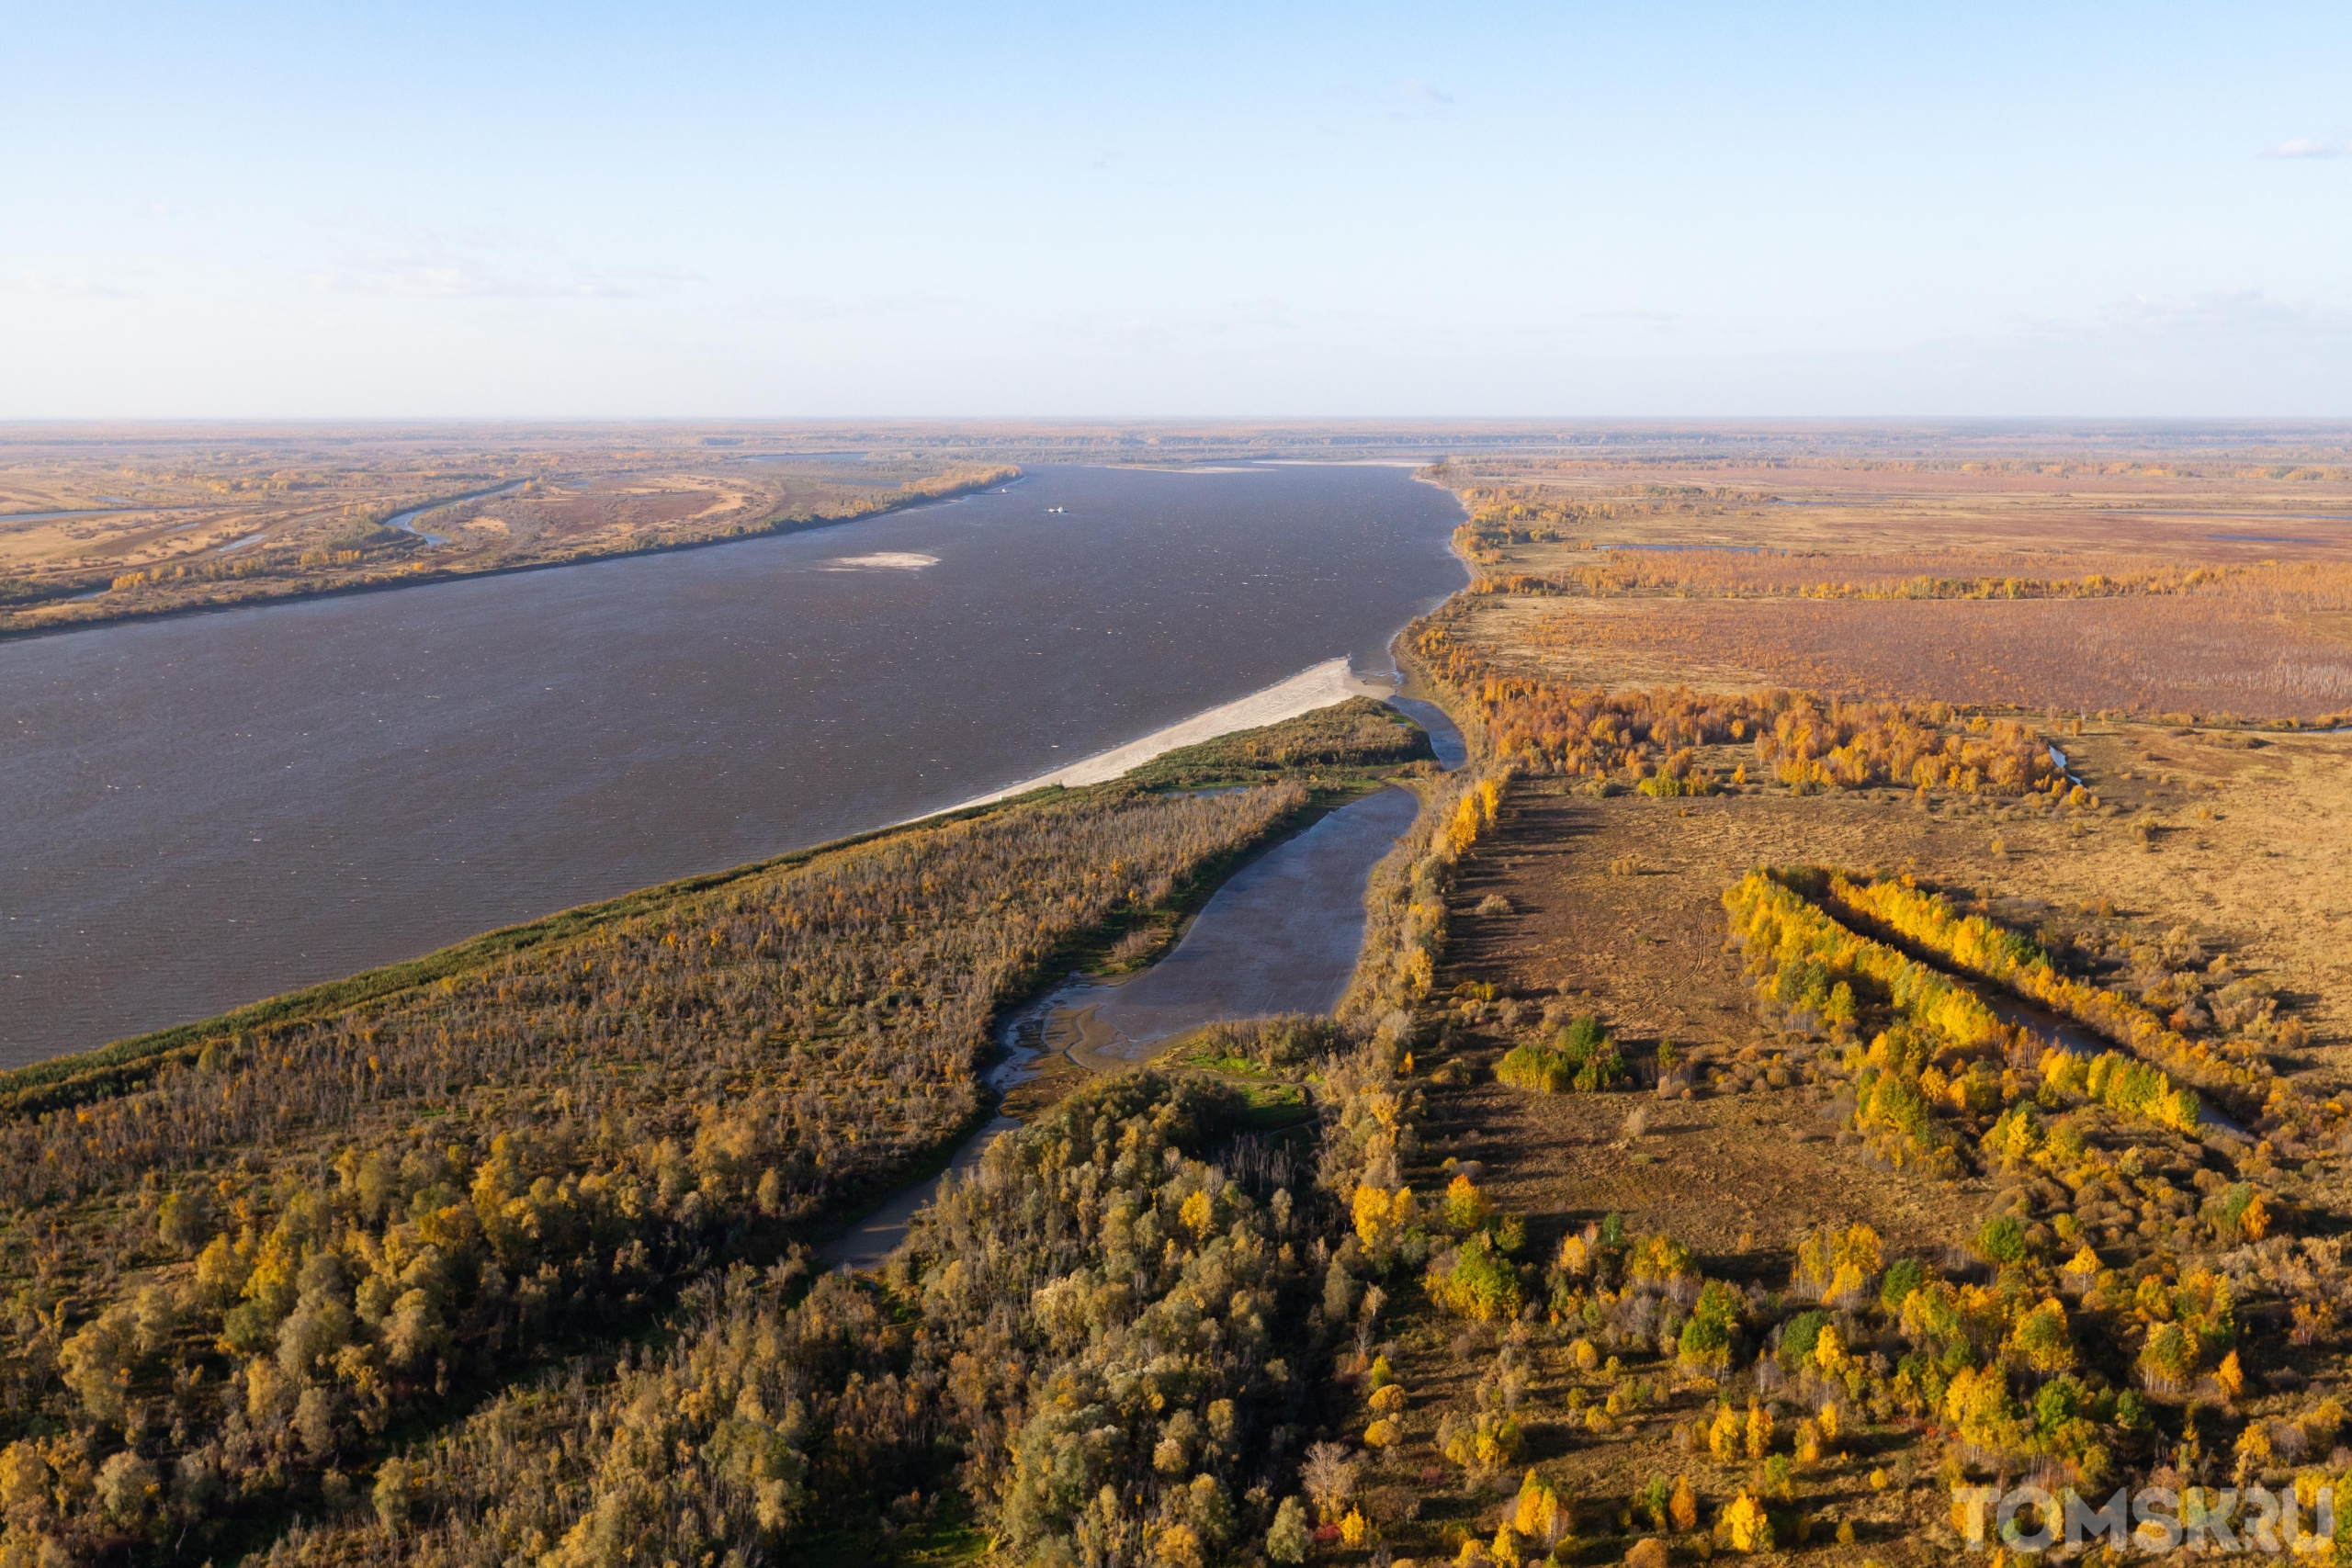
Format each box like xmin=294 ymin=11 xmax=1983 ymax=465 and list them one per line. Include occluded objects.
xmin=1 ymin=463 xmax=1464 ymax=1062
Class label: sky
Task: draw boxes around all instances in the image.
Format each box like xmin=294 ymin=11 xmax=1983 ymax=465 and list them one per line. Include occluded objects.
xmin=5 ymin=2 xmax=2348 ymax=418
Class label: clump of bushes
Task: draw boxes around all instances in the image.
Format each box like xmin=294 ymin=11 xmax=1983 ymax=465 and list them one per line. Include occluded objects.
xmin=1425 ymin=1174 xmax=1527 ymax=1320
xmin=1428 ymin=1231 xmax=1523 ymax=1320
xmin=1192 ymin=1013 xmax=1347 ymax=1073
xmin=1498 ymin=1015 xmax=1625 ymax=1093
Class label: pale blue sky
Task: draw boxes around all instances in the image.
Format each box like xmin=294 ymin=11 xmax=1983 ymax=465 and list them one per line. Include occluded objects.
xmin=6 ymin=3 xmax=2347 ymax=417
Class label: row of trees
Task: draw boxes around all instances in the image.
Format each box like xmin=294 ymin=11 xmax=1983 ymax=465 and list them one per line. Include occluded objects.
xmin=1707 ymin=866 xmax=2352 ymax=1506
xmin=1411 ymin=610 xmax=2061 ymax=796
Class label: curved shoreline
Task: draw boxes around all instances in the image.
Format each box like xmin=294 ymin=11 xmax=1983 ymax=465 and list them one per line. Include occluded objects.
xmin=0 ymin=475 xmax=1022 ymax=647
xmin=915 ymin=656 xmax=1396 ymax=819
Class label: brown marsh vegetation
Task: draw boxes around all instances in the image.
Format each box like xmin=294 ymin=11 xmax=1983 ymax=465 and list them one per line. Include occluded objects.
xmin=1428 ymin=445 xmax=2352 ymax=722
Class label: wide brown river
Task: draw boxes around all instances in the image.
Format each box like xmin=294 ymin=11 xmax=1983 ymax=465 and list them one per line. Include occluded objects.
xmin=0 ymin=463 xmax=1464 ymax=1064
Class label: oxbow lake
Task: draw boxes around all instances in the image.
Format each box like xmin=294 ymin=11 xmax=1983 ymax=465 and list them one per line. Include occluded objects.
xmin=0 ymin=463 xmax=1465 ymax=1064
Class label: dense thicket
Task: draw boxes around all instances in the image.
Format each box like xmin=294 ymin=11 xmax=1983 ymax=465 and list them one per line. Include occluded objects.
xmin=0 ymin=763 xmax=1329 ymax=1562
xmin=226 ymin=1045 xmax=1441 ymax=1567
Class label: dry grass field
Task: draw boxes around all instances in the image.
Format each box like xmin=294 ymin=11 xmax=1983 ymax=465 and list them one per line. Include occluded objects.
xmin=1317 ymin=711 xmax=2352 ymax=1563
xmin=1431 ymin=448 xmax=2352 ymax=723
xmin=1448 ymin=593 xmax=2352 ymax=720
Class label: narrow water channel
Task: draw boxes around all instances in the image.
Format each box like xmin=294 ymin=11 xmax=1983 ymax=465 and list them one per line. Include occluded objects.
xmin=1049 ymin=786 xmax=1423 ymax=1064
xmin=384 ymin=479 xmax=532 ymax=546
xmin=819 ymin=704 xmax=1459 ymax=1269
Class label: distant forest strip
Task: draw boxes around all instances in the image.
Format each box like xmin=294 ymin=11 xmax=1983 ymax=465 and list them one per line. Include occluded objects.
xmin=0 ymin=698 xmax=1431 ymax=1564
xmin=1461 ymin=550 xmax=2352 ymax=611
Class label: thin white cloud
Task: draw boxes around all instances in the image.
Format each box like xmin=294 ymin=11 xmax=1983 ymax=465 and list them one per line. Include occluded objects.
xmin=305 ymin=253 xmax=699 ymax=300
xmin=750 ymin=291 xmax=942 ymax=325
xmin=2100 ymin=288 xmax=2349 ymax=336
xmin=1033 ymin=296 xmax=1329 ymax=347
xmin=2260 ymin=137 xmax=2346 ymax=159
xmin=19 ymin=270 xmax=133 ymax=299
xmin=1392 ymin=78 xmax=1454 ymax=118
xmin=2001 ymin=288 xmax=2350 ymax=342
xmin=1582 ymin=308 xmax=1679 ymax=334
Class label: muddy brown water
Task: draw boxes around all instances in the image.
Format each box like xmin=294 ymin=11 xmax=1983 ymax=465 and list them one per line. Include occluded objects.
xmin=0 ymin=464 xmax=1464 ymax=1064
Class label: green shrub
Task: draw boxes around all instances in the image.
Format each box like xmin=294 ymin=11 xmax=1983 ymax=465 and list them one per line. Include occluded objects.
xmin=1880 ymin=1257 xmax=1926 ymax=1312
xmin=1975 ymin=1215 xmax=2028 ymax=1267
xmin=1426 ymin=1231 xmax=1523 ymax=1321
xmin=1498 ymin=1018 xmax=1626 ymax=1094
xmin=1561 ymin=1016 xmax=1627 ymax=1091
xmin=1676 ymin=1279 xmax=1743 ymax=1374
xmin=1778 ymin=1309 xmax=1832 ymax=1371
xmin=1497 ymin=1042 xmax=1572 ymax=1093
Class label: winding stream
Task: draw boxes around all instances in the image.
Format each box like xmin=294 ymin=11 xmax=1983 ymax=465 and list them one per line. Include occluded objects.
xmin=383 ymin=479 xmax=531 ymax=546
xmin=1978 ymin=988 xmax=2246 ymax=1138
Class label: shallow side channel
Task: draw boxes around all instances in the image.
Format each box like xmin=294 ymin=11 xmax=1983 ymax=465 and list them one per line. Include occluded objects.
xmin=820 ymin=773 xmax=1435 ymax=1270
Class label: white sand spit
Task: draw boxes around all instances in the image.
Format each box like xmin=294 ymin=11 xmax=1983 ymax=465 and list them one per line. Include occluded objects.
xmin=916 ymin=658 xmax=1393 ymax=820
xmin=826 ymin=551 xmax=939 ymax=570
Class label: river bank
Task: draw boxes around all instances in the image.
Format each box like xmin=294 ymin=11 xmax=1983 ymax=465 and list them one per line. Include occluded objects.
xmin=922 ymin=656 xmax=1397 ymax=817
xmin=820 ymin=784 xmax=1431 ymax=1271
xmin=0 ymin=468 xmax=1023 ymax=645
xmin=2 ymin=461 xmax=1467 ymax=1061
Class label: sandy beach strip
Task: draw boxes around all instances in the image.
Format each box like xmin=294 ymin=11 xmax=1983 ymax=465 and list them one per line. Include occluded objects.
xmin=916 ymin=657 xmax=1391 ymax=819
